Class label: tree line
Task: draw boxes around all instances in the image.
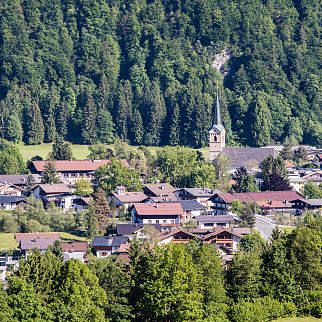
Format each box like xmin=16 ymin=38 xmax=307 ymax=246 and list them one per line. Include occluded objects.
xmin=0 ymin=0 xmax=321 ymax=148
xmin=1 ymin=217 xmax=322 ymax=322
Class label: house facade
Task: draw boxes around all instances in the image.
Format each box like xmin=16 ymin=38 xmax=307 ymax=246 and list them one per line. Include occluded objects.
xmin=0 ymin=196 xmax=26 ymax=210
xmin=109 ymin=186 xmax=147 ymax=209
xmin=196 ymin=214 xmax=239 ymax=229
xmin=175 ymin=188 xmax=218 ymax=209
xmin=92 ymin=236 xmax=129 ymax=258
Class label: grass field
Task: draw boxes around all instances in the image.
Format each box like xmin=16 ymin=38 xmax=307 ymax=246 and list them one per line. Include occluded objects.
xmin=0 ymin=232 xmax=88 ymax=251
xmin=17 ymin=143 xmax=90 ymax=161
xmin=274 ymin=318 xmax=321 ymax=322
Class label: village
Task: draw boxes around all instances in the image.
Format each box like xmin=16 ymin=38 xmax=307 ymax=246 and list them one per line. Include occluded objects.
xmin=0 ymin=96 xmax=321 ymax=282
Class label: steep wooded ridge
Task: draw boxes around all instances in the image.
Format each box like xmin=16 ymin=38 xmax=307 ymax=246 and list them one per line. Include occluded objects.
xmin=0 ymin=0 xmax=321 ymax=148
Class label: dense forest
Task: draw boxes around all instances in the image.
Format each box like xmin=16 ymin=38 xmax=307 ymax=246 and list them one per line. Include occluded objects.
xmin=1 ymin=218 xmax=322 ymax=322
xmin=0 ymin=0 xmax=321 ymax=148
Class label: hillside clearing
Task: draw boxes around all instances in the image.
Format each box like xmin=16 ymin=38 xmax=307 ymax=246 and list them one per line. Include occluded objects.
xmin=274 ymin=317 xmax=321 ymax=322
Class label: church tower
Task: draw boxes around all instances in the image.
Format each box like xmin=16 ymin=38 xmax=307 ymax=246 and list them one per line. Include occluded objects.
xmin=209 ymin=92 xmax=226 ymax=162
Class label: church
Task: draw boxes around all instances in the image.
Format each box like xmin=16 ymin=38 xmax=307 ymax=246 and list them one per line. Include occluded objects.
xmin=209 ymin=93 xmax=277 ymax=170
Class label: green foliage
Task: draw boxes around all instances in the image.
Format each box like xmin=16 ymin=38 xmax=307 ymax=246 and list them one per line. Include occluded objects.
xmin=50 ymin=136 xmax=73 ymax=160
xmin=41 ymin=160 xmax=60 ymax=184
xmin=75 ymin=179 xmax=93 ymax=197
xmin=0 ymin=140 xmax=25 ymax=174
xmin=301 ymin=183 xmax=322 ymax=199
xmin=232 ymin=167 xmax=258 ymax=193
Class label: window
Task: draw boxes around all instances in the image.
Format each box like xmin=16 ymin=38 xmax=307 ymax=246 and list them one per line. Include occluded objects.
xmin=204 ymin=223 xmax=214 ymax=227
xmin=101 ymin=252 xmax=107 ymax=256
xmin=148 ymin=220 xmax=152 ymax=224
xmin=163 ymin=220 xmax=167 ymax=223
xmin=156 ymin=220 xmax=160 ymax=223
xmin=171 ymin=220 xmax=175 ymax=224
xmin=217 ymin=223 xmax=226 ymax=226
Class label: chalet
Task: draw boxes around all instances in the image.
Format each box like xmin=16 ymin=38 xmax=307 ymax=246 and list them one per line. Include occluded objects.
xmin=175 ymin=188 xmax=219 ymax=208
xmin=159 ymin=227 xmax=200 ymax=245
xmin=15 ymin=232 xmax=60 ymax=243
xmin=31 ymin=184 xmax=73 ymax=209
xmin=210 ymin=190 xmax=301 ymax=215
xmin=177 ymin=200 xmax=207 ymax=220
xmin=92 ymin=236 xmax=129 ymax=258
xmin=145 ymin=195 xmax=178 ymax=203
xmin=143 ymin=183 xmax=176 ymax=197
xmin=203 ymin=227 xmax=251 ymax=252
xmin=61 ymin=241 xmax=87 ymax=262
xmin=196 ymin=214 xmax=239 ymax=229
xmin=0 ymin=183 xmax=23 ymax=196
xmin=0 ymin=195 xmax=26 ymax=210
xmin=301 ymin=170 xmax=322 ymax=186
xmin=292 ymin=198 xmax=322 ymax=211
xmin=29 ymin=159 xmax=129 ymax=185
xmin=0 ymin=174 xmax=41 ymax=189
xmin=109 ymin=186 xmax=147 ymax=209
xmin=72 ymin=196 xmax=92 ymax=213
xmin=131 ymin=203 xmax=185 ymax=225
xmin=116 ymin=223 xmax=162 ymax=239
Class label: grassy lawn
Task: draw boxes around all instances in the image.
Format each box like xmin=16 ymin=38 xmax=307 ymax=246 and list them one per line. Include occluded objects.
xmin=17 ymin=143 xmax=90 ymax=161
xmin=274 ymin=318 xmax=321 ymax=322
xmin=0 ymin=232 xmax=88 ymax=251
xmin=0 ymin=233 xmax=18 ymax=251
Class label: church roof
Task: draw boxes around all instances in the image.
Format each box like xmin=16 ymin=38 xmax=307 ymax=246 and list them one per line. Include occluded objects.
xmin=222 ymin=147 xmax=277 ymax=169
xmin=210 ymin=91 xmax=225 ymax=132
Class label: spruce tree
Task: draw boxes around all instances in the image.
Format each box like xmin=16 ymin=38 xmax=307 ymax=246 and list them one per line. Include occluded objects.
xmin=26 ymin=99 xmax=44 ymax=145
xmin=93 ymin=188 xmax=111 ymax=234
xmin=81 ymin=93 xmax=97 ymax=144
xmin=96 ymin=108 xmax=115 ymax=144
xmin=131 ymin=108 xmax=144 ymax=145
xmin=41 ymin=161 xmax=60 ymax=184
xmin=168 ymin=103 xmax=180 ymax=146
xmin=50 ymin=136 xmax=73 ymax=160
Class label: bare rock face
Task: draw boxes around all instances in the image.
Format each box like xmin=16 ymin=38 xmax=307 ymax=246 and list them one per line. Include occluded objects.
xmin=212 ymin=49 xmax=231 ymax=75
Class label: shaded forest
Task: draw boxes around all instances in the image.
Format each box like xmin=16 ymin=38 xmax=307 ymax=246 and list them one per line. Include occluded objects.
xmin=0 ymin=0 xmax=321 ymax=148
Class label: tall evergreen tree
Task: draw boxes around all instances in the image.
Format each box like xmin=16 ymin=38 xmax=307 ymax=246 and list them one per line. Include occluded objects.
xmin=131 ymin=108 xmax=144 ymax=145
xmin=81 ymin=93 xmax=97 ymax=144
xmin=26 ymin=99 xmax=45 ymax=145
xmin=50 ymin=136 xmax=73 ymax=160
xmin=41 ymin=161 xmax=60 ymax=184
xmin=168 ymin=103 xmax=180 ymax=146
xmin=96 ymin=108 xmax=115 ymax=144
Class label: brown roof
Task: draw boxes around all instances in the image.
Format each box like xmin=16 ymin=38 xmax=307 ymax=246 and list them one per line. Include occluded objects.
xmin=31 ymin=159 xmax=129 ymax=172
xmin=117 ymin=242 xmax=130 ymax=254
xmin=36 ymin=184 xmax=72 ymax=194
xmin=144 ymin=183 xmax=176 ymax=196
xmin=159 ymin=227 xmax=199 ymax=241
xmin=133 ymin=203 xmax=184 ymax=216
xmin=284 ymin=160 xmax=295 ymax=168
xmin=203 ymin=227 xmax=251 ymax=240
xmin=111 ymin=191 xmax=147 ymax=203
xmin=61 ymin=241 xmax=87 ymax=252
xmin=256 ymin=200 xmax=292 ymax=209
xmin=15 ymin=232 xmax=60 ymax=242
xmin=216 ymin=190 xmax=301 ymax=204
xmin=0 ymin=174 xmax=42 ymax=186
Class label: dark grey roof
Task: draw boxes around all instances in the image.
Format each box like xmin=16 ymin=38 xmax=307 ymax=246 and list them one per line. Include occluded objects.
xmin=92 ymin=236 xmax=128 ymax=247
xmin=0 ymin=196 xmax=26 ymax=204
xmin=301 ymin=199 xmax=322 ymax=206
xmin=178 ymin=200 xmax=207 ymax=211
xmin=0 ymin=174 xmax=41 ymax=186
xmin=20 ymin=238 xmax=56 ymax=250
xmin=179 ymin=188 xmax=220 ymax=197
xmin=116 ymin=223 xmax=162 ymax=236
xmin=222 ymin=147 xmax=277 ymax=169
xmin=196 ymin=215 xmax=239 ymax=223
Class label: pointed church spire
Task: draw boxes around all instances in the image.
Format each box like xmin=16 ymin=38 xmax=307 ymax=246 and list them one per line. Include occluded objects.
xmin=215 ymin=91 xmax=222 ymax=125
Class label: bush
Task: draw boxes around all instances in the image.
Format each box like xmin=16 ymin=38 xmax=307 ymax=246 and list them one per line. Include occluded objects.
xmin=229 ymin=297 xmax=296 ymax=322
xmin=296 ymin=290 xmax=322 ymax=318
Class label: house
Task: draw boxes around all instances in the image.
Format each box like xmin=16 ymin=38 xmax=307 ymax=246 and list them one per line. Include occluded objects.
xmin=159 ymin=227 xmax=200 ymax=245
xmin=0 ymin=174 xmax=41 ymax=189
xmin=0 ymin=183 xmax=23 ymax=196
xmin=18 ymin=237 xmax=59 ymax=259
xmin=131 ymin=203 xmax=185 ymax=225
xmin=301 ymin=170 xmax=322 ymax=186
xmin=0 ymin=195 xmax=26 ymax=210
xmin=291 ymin=198 xmax=322 ymax=212
xmin=72 ymin=196 xmax=92 ymax=213
xmin=116 ymin=223 xmax=162 ymax=239
xmin=143 ymin=183 xmax=176 ymax=197
xmin=176 ymin=200 xmax=207 ymax=220
xmin=31 ymin=184 xmax=73 ymax=209
xmin=145 ymin=195 xmax=178 ymax=203
xmin=208 ymin=92 xmax=277 ymax=169
xmin=92 ymin=236 xmax=129 ymax=258
xmin=109 ymin=186 xmax=147 ymax=209
xmin=61 ymin=241 xmax=87 ymax=262
xmin=15 ymin=232 xmax=60 ymax=243
xmin=288 ymin=170 xmax=305 ymax=192
xmin=203 ymin=227 xmax=251 ymax=252
xmin=175 ymin=188 xmax=219 ymax=208
xmin=210 ymin=190 xmax=301 ymax=215
xmin=196 ymin=214 xmax=239 ymax=229
xmin=29 ymin=159 xmax=129 ymax=185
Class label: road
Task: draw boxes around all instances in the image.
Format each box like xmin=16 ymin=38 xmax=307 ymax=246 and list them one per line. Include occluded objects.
xmin=254 ymin=214 xmax=277 ymax=241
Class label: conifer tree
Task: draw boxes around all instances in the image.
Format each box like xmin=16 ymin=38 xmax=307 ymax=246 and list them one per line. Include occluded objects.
xmin=93 ymin=188 xmax=111 ymax=234
xmin=26 ymin=99 xmax=44 ymax=145
xmin=96 ymin=108 xmax=115 ymax=144
xmin=168 ymin=103 xmax=180 ymax=146
xmin=81 ymin=93 xmax=97 ymax=144
xmin=131 ymin=108 xmax=144 ymax=145
xmin=41 ymin=161 xmax=60 ymax=184
xmin=50 ymin=136 xmax=73 ymax=160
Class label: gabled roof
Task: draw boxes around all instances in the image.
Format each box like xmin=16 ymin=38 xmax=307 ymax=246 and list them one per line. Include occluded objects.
xmin=148 ymin=195 xmax=178 ymax=202
xmin=222 ymin=147 xmax=277 ymax=169
xmin=0 ymin=195 xmax=26 ymax=204
xmin=133 ymin=203 xmax=184 ymax=216
xmin=159 ymin=227 xmax=200 ymax=241
xmin=31 ymin=159 xmax=129 ymax=172
xmin=111 ymin=191 xmax=147 ymax=203
xmin=20 ymin=238 xmax=57 ymax=250
xmin=196 ymin=214 xmax=238 ymax=223
xmin=296 ymin=198 xmax=322 ymax=206
xmin=144 ymin=183 xmax=176 ymax=196
xmin=0 ymin=174 xmax=42 ymax=186
xmin=215 ymin=190 xmax=301 ymax=204
xmin=256 ymin=200 xmax=292 ymax=209
xmin=177 ymin=200 xmax=207 ymax=211
xmin=92 ymin=236 xmax=128 ymax=248
xmin=15 ymin=232 xmax=60 ymax=242
xmin=203 ymin=227 xmax=251 ymax=240
xmin=116 ymin=223 xmax=162 ymax=235
xmin=35 ymin=184 xmax=72 ymax=194
xmin=61 ymin=241 xmax=87 ymax=252
xmin=178 ymin=187 xmax=220 ymax=198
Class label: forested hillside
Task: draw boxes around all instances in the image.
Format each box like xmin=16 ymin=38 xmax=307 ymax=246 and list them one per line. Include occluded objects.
xmin=0 ymin=0 xmax=321 ymax=148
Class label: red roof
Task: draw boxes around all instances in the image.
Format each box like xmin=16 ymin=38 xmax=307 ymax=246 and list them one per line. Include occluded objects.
xmin=36 ymin=184 xmax=72 ymax=194
xmin=15 ymin=232 xmax=60 ymax=242
xmin=217 ymin=190 xmax=301 ymax=204
xmin=31 ymin=159 xmax=129 ymax=172
xmin=256 ymin=200 xmax=292 ymax=209
xmin=111 ymin=192 xmax=147 ymax=203
xmin=61 ymin=241 xmax=87 ymax=252
xmin=133 ymin=203 xmax=184 ymax=216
